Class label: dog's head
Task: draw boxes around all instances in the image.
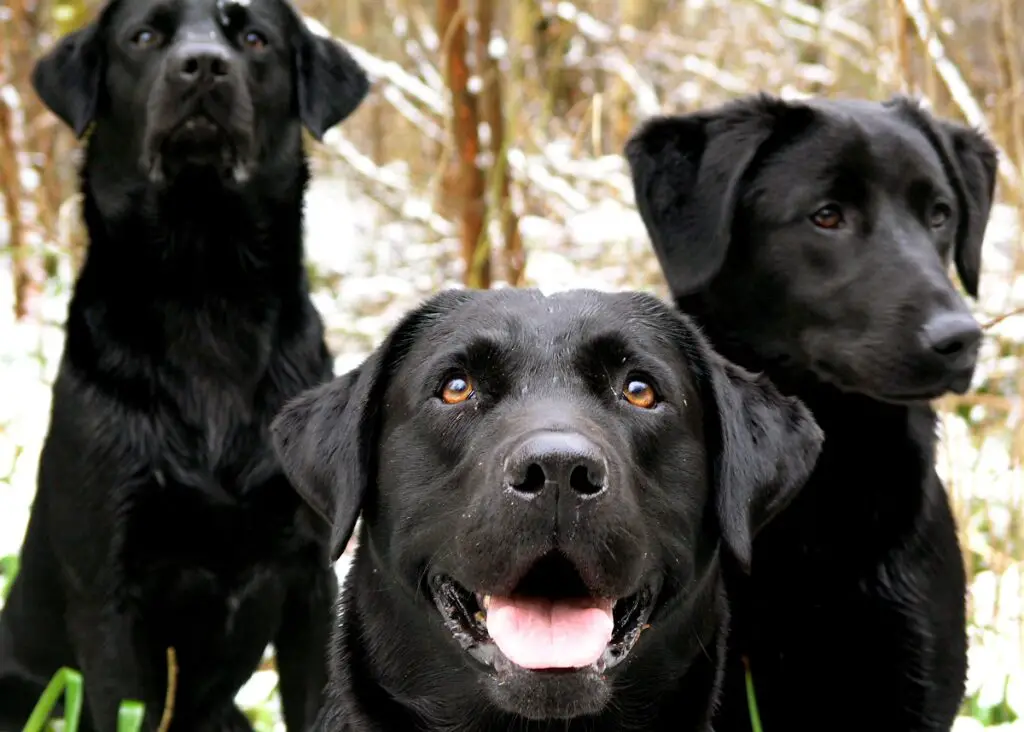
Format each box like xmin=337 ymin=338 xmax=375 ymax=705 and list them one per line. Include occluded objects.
xmin=272 ymin=289 xmax=822 ymax=722
xmin=626 ymin=95 xmax=998 ymax=402
xmin=32 ymin=0 xmax=368 ymax=185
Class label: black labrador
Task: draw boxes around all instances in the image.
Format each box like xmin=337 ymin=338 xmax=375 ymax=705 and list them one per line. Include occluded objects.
xmin=269 ymin=288 xmax=824 ymax=731
xmin=0 ymin=0 xmax=368 ymax=729
xmin=626 ymin=94 xmax=997 ymax=731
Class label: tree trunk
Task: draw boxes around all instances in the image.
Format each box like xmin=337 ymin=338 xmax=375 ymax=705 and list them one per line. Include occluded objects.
xmin=4 ymin=0 xmax=46 ymax=320
xmin=438 ymin=0 xmax=489 ymax=289
xmin=477 ymin=0 xmax=523 ymax=286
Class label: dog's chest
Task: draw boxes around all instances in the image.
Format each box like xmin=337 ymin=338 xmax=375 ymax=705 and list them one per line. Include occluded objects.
xmin=162 ymin=302 xmax=274 ymax=384
xmin=160 ymin=306 xmax=278 ymax=469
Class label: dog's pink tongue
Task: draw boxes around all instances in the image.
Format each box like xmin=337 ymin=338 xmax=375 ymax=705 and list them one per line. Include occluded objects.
xmin=486 ymin=596 xmax=614 ymax=670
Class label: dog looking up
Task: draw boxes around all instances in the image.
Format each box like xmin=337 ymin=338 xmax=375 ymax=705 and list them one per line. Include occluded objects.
xmin=0 ymin=0 xmax=368 ymax=729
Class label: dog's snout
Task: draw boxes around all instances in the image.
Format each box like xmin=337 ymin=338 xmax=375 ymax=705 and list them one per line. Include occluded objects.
xmin=171 ymin=43 xmax=233 ymax=86
xmin=919 ymin=312 xmax=982 ymax=364
xmin=504 ymin=431 xmax=607 ymax=500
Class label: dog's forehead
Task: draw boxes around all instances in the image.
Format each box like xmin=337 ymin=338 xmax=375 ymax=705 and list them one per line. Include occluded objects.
xmin=110 ymin=0 xmax=284 ymax=29
xmin=775 ymin=101 xmax=949 ymax=188
xmin=459 ymin=290 xmax=663 ymax=339
xmin=405 ymin=290 xmax=680 ymax=367
xmin=765 ymin=101 xmax=946 ymax=196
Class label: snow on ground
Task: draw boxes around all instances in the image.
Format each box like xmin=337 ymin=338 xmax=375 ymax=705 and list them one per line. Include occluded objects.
xmin=1 ymin=171 xmax=1022 ymax=729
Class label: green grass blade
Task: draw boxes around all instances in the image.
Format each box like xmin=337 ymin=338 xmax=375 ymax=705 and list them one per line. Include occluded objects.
xmin=22 ymin=667 xmax=82 ymax=732
xmin=116 ymin=701 xmax=146 ymax=732
xmin=0 ymin=554 xmax=20 ymax=602
xmin=744 ymin=658 xmax=764 ymax=732
xmin=61 ymin=670 xmax=83 ymax=732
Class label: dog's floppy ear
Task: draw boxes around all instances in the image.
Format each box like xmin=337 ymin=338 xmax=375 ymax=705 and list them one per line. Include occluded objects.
xmin=31 ymin=20 xmax=105 ymax=139
xmin=292 ymin=16 xmax=370 ymax=140
xmin=625 ymin=96 xmax=812 ymax=297
xmin=888 ymin=97 xmax=998 ymax=299
xmin=706 ymin=356 xmax=823 ymax=572
xmin=271 ymin=290 xmax=468 ymax=563
xmin=272 ymin=363 xmax=381 ymax=564
xmin=938 ymin=122 xmax=997 ymax=299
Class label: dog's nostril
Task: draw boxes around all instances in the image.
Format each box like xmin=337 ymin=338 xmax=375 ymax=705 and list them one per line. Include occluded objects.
xmin=181 ymin=57 xmax=201 ymax=78
xmin=569 ymin=464 xmax=605 ymax=497
xmin=211 ymin=57 xmax=229 ymax=77
xmin=933 ymin=338 xmax=965 ymax=357
xmin=510 ymin=463 xmax=546 ymax=495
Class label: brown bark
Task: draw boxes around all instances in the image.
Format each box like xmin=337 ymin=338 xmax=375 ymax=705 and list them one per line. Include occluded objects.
xmin=0 ymin=96 xmax=30 ymax=320
xmin=3 ymin=0 xmax=45 ymax=320
xmin=477 ymin=0 xmax=523 ymax=286
xmin=438 ymin=0 xmax=489 ymax=289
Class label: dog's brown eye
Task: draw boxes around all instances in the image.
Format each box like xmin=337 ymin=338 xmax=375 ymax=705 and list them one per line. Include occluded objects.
xmin=623 ymin=380 xmax=657 ymax=409
xmin=930 ymin=203 xmax=952 ymax=228
xmin=810 ymin=204 xmax=844 ymax=230
xmin=131 ymin=29 xmax=162 ymax=49
xmin=441 ymin=376 xmax=474 ymax=405
xmin=242 ymin=30 xmax=268 ymax=50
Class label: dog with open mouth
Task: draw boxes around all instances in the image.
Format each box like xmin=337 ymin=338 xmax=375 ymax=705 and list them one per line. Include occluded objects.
xmin=271 ymin=288 xmax=824 ymax=730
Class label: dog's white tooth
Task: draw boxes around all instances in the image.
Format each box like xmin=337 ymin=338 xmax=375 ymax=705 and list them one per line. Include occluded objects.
xmin=482 ymin=595 xmax=491 ymax=610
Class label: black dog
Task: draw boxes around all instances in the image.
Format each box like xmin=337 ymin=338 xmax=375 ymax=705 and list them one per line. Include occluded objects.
xmin=0 ymin=1 xmax=368 ymax=729
xmin=626 ymin=94 xmax=997 ymax=731
xmin=270 ymin=288 xmax=823 ymax=731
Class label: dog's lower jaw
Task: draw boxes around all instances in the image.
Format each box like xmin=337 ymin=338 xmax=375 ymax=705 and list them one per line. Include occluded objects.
xmin=140 ymin=123 xmax=256 ymax=187
xmin=485 ymin=665 xmax=613 ymax=721
xmin=807 ymin=356 xmax=976 ymax=406
xmin=141 ymin=149 xmax=253 ymax=187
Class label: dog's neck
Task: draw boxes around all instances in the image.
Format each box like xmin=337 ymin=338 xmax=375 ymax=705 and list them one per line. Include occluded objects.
xmin=61 ymin=131 xmax=323 ymax=391
xmin=75 ymin=130 xmax=311 ymax=299
xmin=677 ymin=293 xmax=939 ymax=554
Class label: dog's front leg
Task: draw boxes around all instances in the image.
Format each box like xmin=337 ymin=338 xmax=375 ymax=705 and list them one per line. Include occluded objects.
xmin=67 ymin=604 xmax=161 ymax=732
xmin=274 ymin=567 xmax=336 ymax=732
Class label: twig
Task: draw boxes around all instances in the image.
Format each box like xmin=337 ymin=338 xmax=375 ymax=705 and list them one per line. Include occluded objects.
xmin=983 ymin=306 xmax=1024 ymax=331
xmin=156 ymin=647 xmax=178 ymax=732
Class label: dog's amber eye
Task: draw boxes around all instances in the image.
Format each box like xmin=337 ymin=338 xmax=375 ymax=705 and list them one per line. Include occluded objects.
xmin=131 ymin=29 xmax=162 ymax=49
xmin=242 ymin=30 xmax=268 ymax=50
xmin=810 ymin=204 xmax=844 ymax=230
xmin=930 ymin=203 xmax=952 ymax=228
xmin=623 ymin=380 xmax=657 ymax=409
xmin=441 ymin=376 xmax=474 ymax=405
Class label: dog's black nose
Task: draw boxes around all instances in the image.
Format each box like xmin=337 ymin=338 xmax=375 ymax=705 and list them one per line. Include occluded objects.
xmin=920 ymin=312 xmax=982 ymax=366
xmin=504 ymin=431 xmax=607 ymax=500
xmin=171 ymin=43 xmax=233 ymax=86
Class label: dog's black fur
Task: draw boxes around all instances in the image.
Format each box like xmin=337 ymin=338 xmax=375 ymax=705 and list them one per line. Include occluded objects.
xmin=626 ymin=94 xmax=998 ymax=731
xmin=0 ymin=1 xmax=368 ymax=729
xmin=270 ymin=288 xmax=824 ymax=731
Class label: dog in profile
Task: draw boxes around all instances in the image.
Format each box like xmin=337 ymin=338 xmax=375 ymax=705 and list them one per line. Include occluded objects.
xmin=0 ymin=0 xmax=368 ymax=729
xmin=270 ymin=288 xmax=824 ymax=731
xmin=626 ymin=94 xmax=997 ymax=730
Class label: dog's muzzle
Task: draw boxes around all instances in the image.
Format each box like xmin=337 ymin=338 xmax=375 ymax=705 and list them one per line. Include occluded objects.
xmin=142 ymin=41 xmax=253 ymax=184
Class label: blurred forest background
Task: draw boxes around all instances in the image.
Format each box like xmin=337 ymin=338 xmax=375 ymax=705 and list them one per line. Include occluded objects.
xmin=1 ymin=0 xmax=1023 ymax=729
